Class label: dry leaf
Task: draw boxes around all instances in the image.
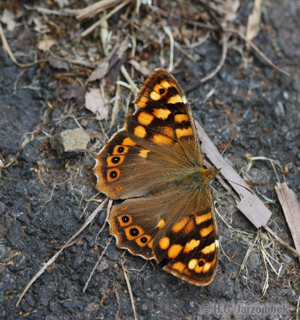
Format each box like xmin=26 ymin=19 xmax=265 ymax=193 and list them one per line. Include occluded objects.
xmin=33 ymin=17 xmax=48 ymax=33
xmin=275 ymin=183 xmax=300 ymax=259
xmin=208 ymin=0 xmax=240 ymax=23
xmin=85 ymin=89 xmax=108 ymax=120
xmin=62 ymin=86 xmax=86 ymax=106
xmin=128 ymin=60 xmax=150 ymax=76
xmin=246 ymin=0 xmax=262 ymax=41
xmin=221 ymin=0 xmax=240 ymax=22
xmin=1 ymin=9 xmax=16 ymax=31
xmin=87 ymin=61 xmax=109 ymax=82
xmin=54 ymin=0 xmax=70 ymax=9
xmin=49 ymin=57 xmax=70 ymax=70
xmin=38 ymin=38 xmax=57 ymax=51
xmin=87 ymin=37 xmax=128 ymax=83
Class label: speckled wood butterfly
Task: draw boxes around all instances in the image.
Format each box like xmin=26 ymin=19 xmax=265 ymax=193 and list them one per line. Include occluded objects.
xmin=93 ymin=69 xmax=220 ymax=285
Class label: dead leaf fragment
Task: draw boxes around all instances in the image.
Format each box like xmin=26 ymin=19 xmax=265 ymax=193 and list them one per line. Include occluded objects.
xmin=85 ymin=89 xmax=108 ymax=120
xmin=1 ymin=9 xmax=16 ymax=31
xmin=275 ymin=183 xmax=300 ymax=259
xmin=246 ymin=0 xmax=262 ymax=41
xmin=49 ymin=57 xmax=70 ymax=70
xmin=207 ymin=0 xmax=240 ymax=23
xmin=62 ymin=86 xmax=86 ymax=106
xmin=87 ymin=37 xmax=128 ymax=84
xmin=87 ymin=61 xmax=109 ymax=82
xmin=38 ymin=38 xmax=57 ymax=52
xmin=128 ymin=60 xmax=150 ymax=76
xmin=54 ymin=0 xmax=70 ymax=9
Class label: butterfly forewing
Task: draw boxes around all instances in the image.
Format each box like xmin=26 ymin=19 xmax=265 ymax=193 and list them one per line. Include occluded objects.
xmin=94 ymin=130 xmax=193 ymax=199
xmin=127 ymin=69 xmax=202 ymax=166
xmin=93 ymin=69 xmax=220 ymax=286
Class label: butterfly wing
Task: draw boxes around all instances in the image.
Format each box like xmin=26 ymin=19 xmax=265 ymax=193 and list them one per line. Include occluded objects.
xmin=128 ymin=69 xmax=203 ymax=166
xmin=107 ymin=186 xmax=192 ymax=260
xmin=94 ymin=69 xmax=202 ymax=199
xmin=94 ymin=129 xmax=190 ymax=199
xmin=93 ymin=69 xmax=219 ymax=286
xmin=108 ymin=184 xmax=219 ymax=285
xmin=153 ymin=185 xmax=219 ymax=286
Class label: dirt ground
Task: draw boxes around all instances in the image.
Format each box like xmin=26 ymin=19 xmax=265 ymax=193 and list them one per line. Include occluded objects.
xmin=1 ymin=1 xmax=300 ymax=319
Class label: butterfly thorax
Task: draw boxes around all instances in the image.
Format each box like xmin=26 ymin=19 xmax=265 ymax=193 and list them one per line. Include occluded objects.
xmin=174 ymin=166 xmax=220 ymax=189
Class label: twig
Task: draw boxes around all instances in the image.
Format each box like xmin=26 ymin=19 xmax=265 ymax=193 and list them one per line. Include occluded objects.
xmin=110 ymin=77 xmax=121 ymax=129
xmin=163 ymin=26 xmax=174 ymax=71
xmin=184 ymin=20 xmax=290 ymax=90
xmin=50 ymin=53 xmax=97 ymax=68
xmin=113 ymin=284 xmax=121 ymax=320
xmin=227 ymin=28 xmax=290 ymax=77
xmin=121 ymin=65 xmax=139 ymax=96
xmin=240 ymin=232 xmax=259 ymax=271
xmin=24 ymin=4 xmax=77 ymax=16
xmin=80 ymin=0 xmax=132 ymax=37
xmin=35 ymin=184 xmax=57 ymax=215
xmin=135 ymin=0 xmax=141 ymax=14
xmin=83 ymin=237 xmax=113 ymax=292
xmin=181 ymin=31 xmax=210 ymax=48
xmin=121 ymin=259 xmax=137 ymax=320
xmin=76 ymin=0 xmax=122 ymax=20
xmin=174 ymin=42 xmax=195 ymax=61
xmin=296 ymin=294 xmax=300 ymax=320
xmin=244 ymin=155 xmax=283 ymax=183
xmin=0 ymin=23 xmax=47 ymax=68
xmin=13 ymin=68 xmax=27 ymax=95
xmin=198 ymin=0 xmax=224 ymax=32
xmin=264 ymin=225 xmax=300 ymax=258
xmin=186 ymin=32 xmax=229 ymax=93
xmin=16 ymin=198 xmax=108 ymax=307
xmin=260 ymin=241 xmax=270 ymax=296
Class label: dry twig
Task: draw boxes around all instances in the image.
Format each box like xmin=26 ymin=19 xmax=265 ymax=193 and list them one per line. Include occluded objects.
xmin=16 ymin=198 xmax=108 ymax=307
xmin=121 ymin=260 xmax=137 ymax=320
xmin=79 ymin=0 xmax=132 ymax=37
xmin=186 ymin=32 xmax=229 ymax=93
xmin=183 ymin=20 xmax=290 ymax=92
xmin=0 ymin=23 xmax=47 ymax=68
xmin=83 ymin=237 xmax=113 ymax=292
xmin=113 ymin=284 xmax=121 ymax=320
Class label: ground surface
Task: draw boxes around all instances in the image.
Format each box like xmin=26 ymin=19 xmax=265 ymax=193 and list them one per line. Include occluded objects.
xmin=0 ymin=1 xmax=300 ymax=319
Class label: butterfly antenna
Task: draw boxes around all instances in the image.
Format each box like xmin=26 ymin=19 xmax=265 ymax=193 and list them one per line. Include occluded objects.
xmin=227 ymin=179 xmax=255 ymax=195
xmin=221 ymin=129 xmax=237 ymax=156
xmin=215 ymin=130 xmax=254 ymax=195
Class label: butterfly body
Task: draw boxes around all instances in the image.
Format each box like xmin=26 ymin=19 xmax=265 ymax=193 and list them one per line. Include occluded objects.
xmin=94 ymin=69 xmax=220 ymax=286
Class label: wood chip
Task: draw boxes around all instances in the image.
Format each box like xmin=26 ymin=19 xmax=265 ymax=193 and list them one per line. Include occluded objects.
xmin=196 ymin=122 xmax=272 ymax=228
xmin=275 ymin=183 xmax=300 ymax=258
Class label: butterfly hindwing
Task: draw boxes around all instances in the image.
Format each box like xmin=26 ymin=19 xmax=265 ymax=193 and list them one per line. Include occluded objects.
xmin=153 ymin=186 xmax=219 ymax=286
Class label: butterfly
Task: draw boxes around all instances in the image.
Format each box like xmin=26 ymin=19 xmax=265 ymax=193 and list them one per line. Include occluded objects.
xmin=93 ymin=69 xmax=220 ymax=286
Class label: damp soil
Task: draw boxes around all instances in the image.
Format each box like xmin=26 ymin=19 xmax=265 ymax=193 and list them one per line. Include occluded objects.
xmin=0 ymin=1 xmax=300 ymax=320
